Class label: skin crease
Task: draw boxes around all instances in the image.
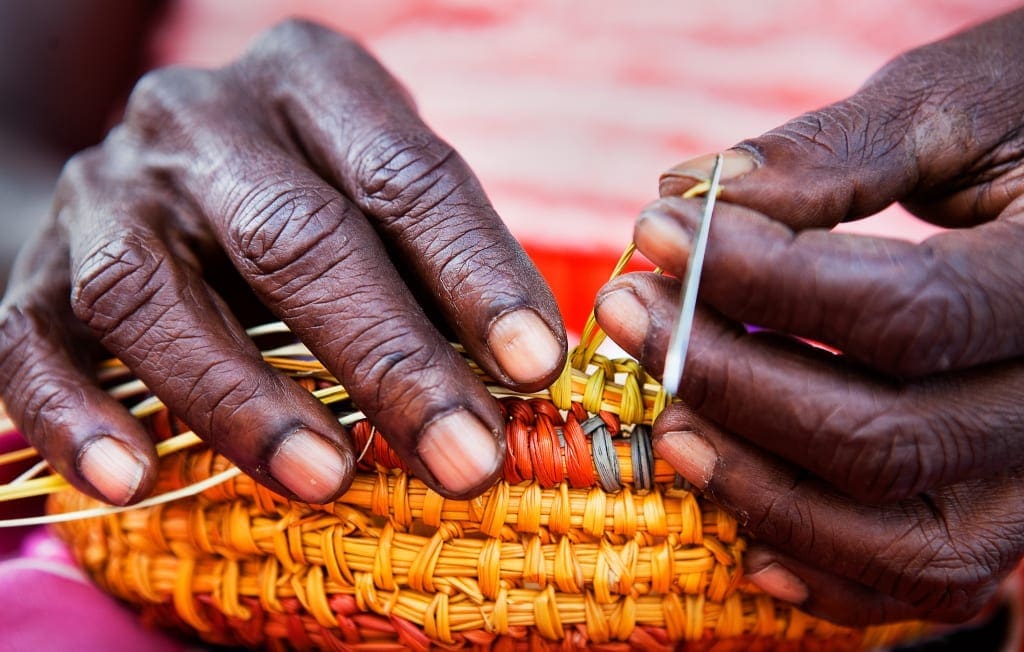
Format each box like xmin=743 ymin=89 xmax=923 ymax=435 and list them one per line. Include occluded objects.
xmin=0 ymin=20 xmax=567 ymax=507
xmin=594 ymin=9 xmax=1024 ymax=627
xmin=1 ymin=6 xmax=1023 ymax=634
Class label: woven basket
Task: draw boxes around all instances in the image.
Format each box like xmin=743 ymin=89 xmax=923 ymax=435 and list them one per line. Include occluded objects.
xmin=42 ymin=312 xmax=927 ymax=650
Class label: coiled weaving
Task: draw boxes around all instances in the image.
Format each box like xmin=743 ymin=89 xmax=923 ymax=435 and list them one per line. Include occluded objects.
xmin=44 ymin=316 xmax=926 ymax=650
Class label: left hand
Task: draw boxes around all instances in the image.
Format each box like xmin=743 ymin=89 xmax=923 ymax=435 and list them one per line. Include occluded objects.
xmin=0 ymin=21 xmax=567 ymax=507
xmin=595 ymin=10 xmax=1024 ymax=626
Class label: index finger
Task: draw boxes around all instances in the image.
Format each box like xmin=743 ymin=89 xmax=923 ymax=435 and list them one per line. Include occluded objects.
xmin=633 ymin=196 xmax=1024 ymax=377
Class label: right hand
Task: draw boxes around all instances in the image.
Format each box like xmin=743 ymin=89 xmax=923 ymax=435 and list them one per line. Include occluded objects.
xmin=595 ymin=8 xmax=1024 ymax=625
xmin=0 ymin=20 xmax=566 ymax=506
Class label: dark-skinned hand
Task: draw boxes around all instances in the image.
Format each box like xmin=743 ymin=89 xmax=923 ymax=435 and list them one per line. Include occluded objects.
xmin=596 ymin=9 xmax=1024 ymax=627
xmin=0 ymin=20 xmax=566 ymax=507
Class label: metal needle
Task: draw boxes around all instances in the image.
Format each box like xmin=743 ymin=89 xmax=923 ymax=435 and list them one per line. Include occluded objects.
xmin=662 ymin=152 xmax=724 ymax=398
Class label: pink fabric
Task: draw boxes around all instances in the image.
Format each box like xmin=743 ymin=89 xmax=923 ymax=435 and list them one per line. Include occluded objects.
xmin=0 ymin=430 xmax=40 ymax=556
xmin=0 ymin=558 xmax=185 ymax=652
xmin=0 ymin=429 xmax=188 ymax=651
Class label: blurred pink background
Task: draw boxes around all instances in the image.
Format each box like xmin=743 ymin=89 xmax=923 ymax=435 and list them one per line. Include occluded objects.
xmin=155 ymin=0 xmax=1020 ymax=331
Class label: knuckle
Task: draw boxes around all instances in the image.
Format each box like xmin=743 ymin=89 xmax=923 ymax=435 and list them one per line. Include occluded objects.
xmin=926 ymin=594 xmax=996 ymax=624
xmin=747 ymin=97 xmax=916 ymax=221
xmin=0 ymin=303 xmax=45 ymax=379
xmin=865 ymin=48 xmax=944 ymax=114
xmin=919 ymin=255 xmax=993 ymax=370
xmin=16 ymin=378 xmax=73 ymax=449
xmin=0 ymin=304 xmax=82 ymax=445
xmin=55 ymin=147 xmax=107 ymax=199
xmin=174 ymin=358 xmax=260 ymax=439
xmin=833 ymin=410 xmax=938 ymax=503
xmin=911 ymin=561 xmax=1000 ymax=623
xmin=59 ymin=148 xmax=98 ymax=186
xmin=229 ymin=184 xmax=350 ymax=281
xmin=772 ymin=108 xmax=859 ymax=163
xmin=349 ymin=329 xmax=454 ymax=417
xmin=246 ymin=18 xmax=359 ymax=64
xmin=264 ymin=18 xmax=337 ymax=45
xmin=71 ymin=232 xmax=165 ymax=335
xmin=757 ymin=102 xmax=865 ymax=171
xmin=56 ymin=134 xmax=156 ymax=211
xmin=848 ymin=243 xmax=973 ymax=377
xmin=123 ymin=65 xmax=223 ymax=137
xmin=874 ymin=505 xmax=1007 ymax=621
xmin=55 ymin=139 xmax=152 ymax=219
xmin=429 ymin=222 xmax=530 ymax=314
xmin=744 ymin=481 xmax=808 ymax=550
xmin=362 ymin=333 xmax=430 ymax=392
xmin=350 ymin=128 xmax=467 ymax=220
xmin=765 ymin=96 xmax=913 ymax=168
xmin=0 ymin=306 xmax=19 ymax=363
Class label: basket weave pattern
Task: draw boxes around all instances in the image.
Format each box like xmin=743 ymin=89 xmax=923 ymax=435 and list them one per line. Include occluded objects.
xmin=48 ymin=352 xmax=924 ymax=650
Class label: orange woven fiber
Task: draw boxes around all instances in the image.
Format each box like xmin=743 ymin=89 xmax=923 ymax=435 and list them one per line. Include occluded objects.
xmin=45 ymin=327 xmax=927 ymax=651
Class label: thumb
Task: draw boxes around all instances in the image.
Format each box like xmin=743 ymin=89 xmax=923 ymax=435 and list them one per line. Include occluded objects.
xmin=659 ymin=108 xmax=915 ymax=230
xmin=660 ymin=9 xmax=1024 ymax=229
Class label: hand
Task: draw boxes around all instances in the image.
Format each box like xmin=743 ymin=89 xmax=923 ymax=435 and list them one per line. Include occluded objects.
xmin=0 ymin=20 xmax=566 ymax=506
xmin=596 ymin=9 xmax=1024 ymax=625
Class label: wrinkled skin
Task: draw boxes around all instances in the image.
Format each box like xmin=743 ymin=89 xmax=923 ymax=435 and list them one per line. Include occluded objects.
xmin=4 ymin=9 xmax=1024 ymax=632
xmin=595 ymin=9 xmax=1024 ymax=626
xmin=0 ymin=20 xmax=566 ymax=506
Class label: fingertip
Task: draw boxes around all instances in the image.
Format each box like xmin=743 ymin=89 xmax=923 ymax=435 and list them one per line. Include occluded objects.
xmin=742 ymin=543 xmax=923 ymax=626
xmin=653 ymin=429 xmax=717 ymax=491
xmin=745 ymin=546 xmax=811 ymax=606
xmin=417 ymin=408 xmax=503 ymax=498
xmin=659 ymin=148 xmax=759 ymax=197
xmin=634 ymin=207 xmax=692 ymax=270
xmin=77 ymin=435 xmax=153 ymax=506
xmin=594 ymin=282 xmax=650 ymax=355
xmin=746 ymin=560 xmax=811 ymax=606
xmin=487 ymin=308 xmax=565 ymax=389
xmin=269 ymin=427 xmax=353 ymax=504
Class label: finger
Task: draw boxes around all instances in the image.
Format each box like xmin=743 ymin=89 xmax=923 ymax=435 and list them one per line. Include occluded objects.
xmin=239 ymin=20 xmax=567 ymax=390
xmin=651 ymin=402 xmax=1021 ymax=623
xmin=595 ymin=272 xmax=1024 ymax=502
xmin=633 ymin=196 xmax=1024 ymax=376
xmin=746 ymin=544 xmax=1015 ymax=635
xmin=743 ymin=545 xmax=949 ymax=627
xmin=659 ymin=10 xmax=1024 ymax=229
xmin=121 ymin=65 xmax=506 ymax=498
xmin=62 ymin=154 xmax=355 ymax=504
xmin=0 ymin=221 xmax=158 ymax=505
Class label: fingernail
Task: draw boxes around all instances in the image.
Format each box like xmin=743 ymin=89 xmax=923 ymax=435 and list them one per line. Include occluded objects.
xmin=419 ymin=409 xmax=500 ymax=495
xmin=660 ymin=149 xmax=758 ymax=196
xmin=654 ymin=430 xmax=717 ymax=489
xmin=746 ymin=562 xmax=810 ymax=605
xmin=488 ymin=309 xmax=563 ymax=384
xmin=270 ymin=428 xmax=349 ymax=504
xmin=634 ymin=210 xmax=692 ymax=264
xmin=78 ymin=436 xmax=145 ymax=505
xmin=594 ymin=288 xmax=649 ymax=351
